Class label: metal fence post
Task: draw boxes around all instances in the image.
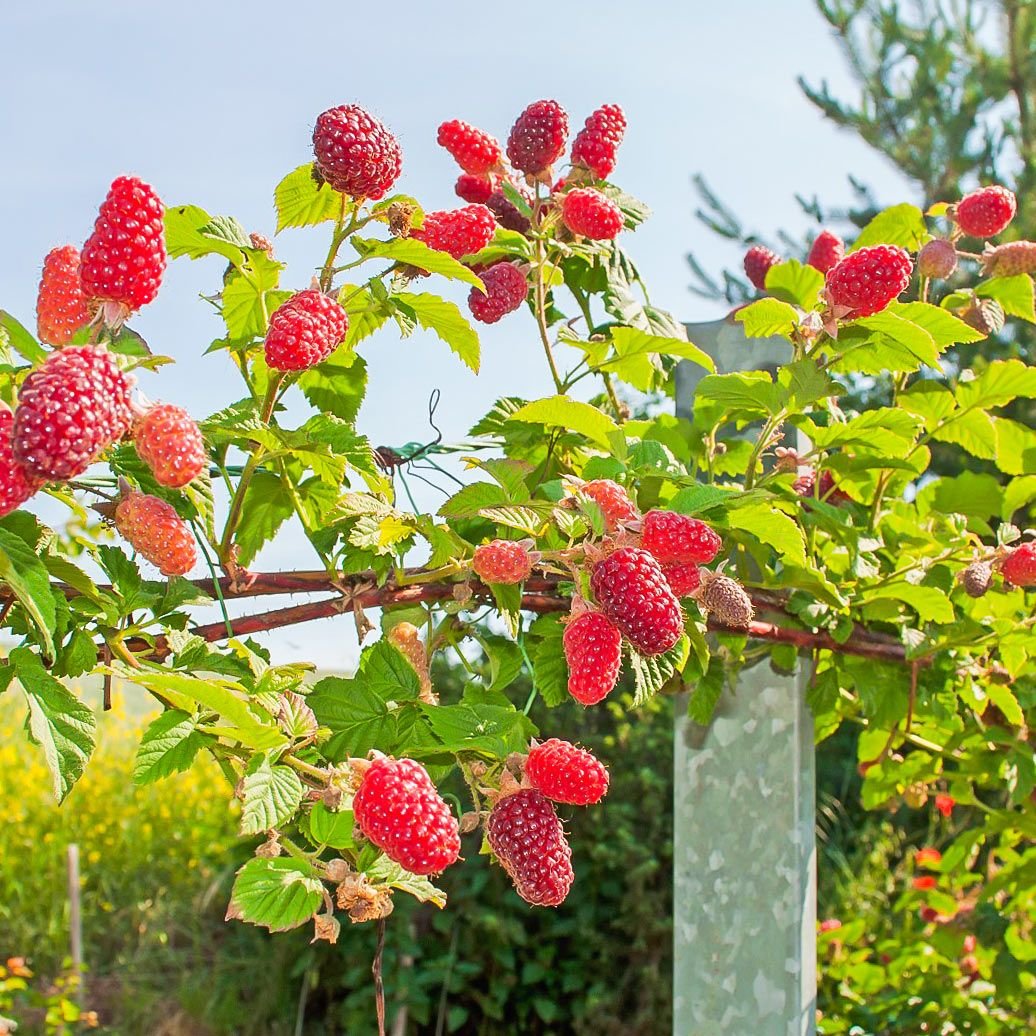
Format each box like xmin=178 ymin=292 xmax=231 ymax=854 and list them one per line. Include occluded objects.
xmin=672 ymin=317 xmax=817 ymax=1036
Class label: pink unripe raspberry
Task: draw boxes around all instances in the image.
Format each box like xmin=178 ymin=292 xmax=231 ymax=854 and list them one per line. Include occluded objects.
xmin=590 ymin=546 xmax=684 ymax=657
xmin=825 ymin=245 xmax=913 ymax=317
xmin=12 ymin=345 xmax=133 ymax=481
xmin=955 ymin=185 xmax=1016 ymax=238
xmin=413 ymin=204 xmax=497 ymax=260
xmin=455 ymin=173 xmax=495 ymax=205
xmin=437 ymin=120 xmax=503 ymax=176
xmin=570 ymin=104 xmax=626 ymax=179
xmin=352 ymin=756 xmax=461 ymax=875
xmin=1001 ymin=542 xmax=1036 ymax=587
xmin=563 ymin=610 xmax=622 ymax=706
xmin=641 ymin=510 xmax=722 ymax=564
xmin=36 ymin=246 xmax=92 ymax=345
xmin=806 ymin=230 xmax=844 ymax=274
xmin=0 ymin=408 xmax=42 ymax=516
xmin=312 ymin=104 xmax=402 ymax=200
xmin=980 ymin=240 xmax=1036 ymax=277
xmin=506 ymin=100 xmax=568 ymax=175
xmin=264 ymin=289 xmax=348 ymax=372
xmin=744 ymin=245 xmax=781 ymax=291
xmin=114 ymin=491 xmax=197 ymax=577
xmin=525 ymin=738 xmax=609 ymax=805
xmin=578 ymin=479 xmax=639 ymax=531
xmin=133 ymin=403 xmax=207 ymax=488
xmin=468 ymin=262 xmax=527 ymax=324
xmin=487 ymin=788 xmax=573 ymax=906
xmin=662 ymin=562 xmax=701 ymax=598
xmin=472 ymin=539 xmax=534 ymax=584
xmin=80 ymin=176 xmax=166 ymax=315
xmin=561 ymin=188 xmax=624 ymax=240
xmin=917 ymin=239 xmax=959 ymax=280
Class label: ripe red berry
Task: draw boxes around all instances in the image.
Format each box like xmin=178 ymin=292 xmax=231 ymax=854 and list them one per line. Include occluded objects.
xmin=934 ymin=793 xmax=955 ymax=817
xmin=641 ymin=510 xmax=722 ymax=565
xmin=506 ymin=100 xmax=569 ymax=175
xmin=563 ymin=610 xmax=622 ymax=706
xmin=825 ymin=245 xmax=913 ymax=318
xmin=525 ymin=738 xmax=609 ymax=805
xmin=36 ymin=246 xmax=91 ymax=345
xmin=487 ymin=788 xmax=573 ymax=906
xmin=590 ymin=546 xmax=684 ymax=657
xmin=486 ymin=185 xmax=532 ymax=234
xmin=80 ymin=176 xmax=166 ymax=315
xmin=955 ymin=185 xmax=1016 ymax=238
xmin=579 ymin=479 xmax=639 ymax=531
xmin=0 ymin=408 xmax=42 ymax=516
xmin=561 ymin=188 xmax=624 ymax=240
xmin=437 ymin=120 xmax=503 ymax=176
xmin=1001 ymin=542 xmax=1036 ymax=587
xmin=806 ymin=230 xmax=844 ymax=274
xmin=133 ymin=404 xmax=207 ymax=488
xmin=570 ymin=104 xmax=626 ymax=179
xmin=352 ymin=756 xmax=461 ymax=875
xmin=312 ymin=104 xmax=402 ymax=201
xmin=980 ymin=240 xmax=1036 ymax=277
xmin=455 ymin=173 xmax=495 ymax=205
xmin=468 ymin=262 xmax=527 ymax=324
xmin=12 ymin=345 xmax=133 ymax=481
xmin=662 ymin=562 xmax=701 ymax=598
xmin=264 ymin=289 xmax=348 ymax=372
xmin=414 ymin=204 xmax=497 ymax=260
xmin=744 ymin=245 xmax=781 ymax=291
xmin=472 ymin=539 xmax=534 ymax=584
xmin=917 ymin=239 xmax=959 ymax=279
xmin=114 ymin=492 xmax=197 ymax=577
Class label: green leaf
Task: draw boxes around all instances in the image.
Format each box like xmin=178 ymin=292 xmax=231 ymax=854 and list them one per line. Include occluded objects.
xmin=694 ymin=370 xmax=783 ymax=417
xmin=0 ymin=310 xmax=46 ymax=364
xmin=13 ymin=647 xmax=95 ymax=802
xmin=354 ymin=238 xmax=484 ymax=288
xmin=667 ymin=484 xmax=739 ymax=515
xmin=233 ymin=470 xmax=296 ymax=567
xmin=728 ymin=502 xmax=807 ymax=567
xmin=598 ymin=327 xmax=715 ymax=391
xmin=628 ymin=636 xmax=689 ymax=707
xmin=438 ymin=481 xmax=509 ymax=519
xmin=932 ymin=409 xmax=998 ymax=460
xmin=687 ymin=656 xmax=726 ymax=726
xmin=976 ymin=274 xmax=1036 ymax=322
xmin=850 ymin=204 xmax=927 ymax=252
xmin=529 ymin=615 xmax=569 ymax=708
xmin=307 ymin=803 xmax=355 ymax=849
xmin=808 ymin=408 xmax=922 ymax=454
xmin=274 ymin=164 xmax=343 ymax=233
xmin=391 ymin=292 xmax=480 ymax=373
xmin=956 ymin=358 xmax=1036 ymax=410
xmin=359 ymin=641 xmax=421 ymax=701
xmin=995 ymin=418 xmax=1036 ymax=476
xmin=240 ymin=755 xmax=305 ymax=835
xmin=223 ymin=253 xmax=286 ymax=340
xmin=735 ymin=298 xmax=800 ymax=338
xmin=918 ymin=472 xmax=1003 ymax=520
xmin=298 ymin=352 xmax=368 ymax=424
xmin=134 ymin=709 xmax=208 ymax=785
xmin=229 ymin=857 xmax=323 ymax=932
xmin=852 ymin=311 xmax=940 ymax=366
xmin=0 ymin=527 xmax=57 ymax=657
xmin=764 ymin=259 xmax=824 ymax=308
xmin=860 ymin=582 xmax=954 ymax=624
xmin=889 ymin=302 xmax=984 ymax=346
xmin=165 ymin=205 xmax=254 ymax=265
xmin=308 ymin=676 xmax=396 ymax=761
xmin=510 ymin=395 xmax=620 ymax=449
xmin=364 ymin=855 xmax=447 ymax=908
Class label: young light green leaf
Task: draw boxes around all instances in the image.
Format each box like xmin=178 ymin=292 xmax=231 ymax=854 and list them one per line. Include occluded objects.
xmin=229 ymin=857 xmax=324 ymax=932
xmin=0 ymin=526 xmax=57 ymax=657
xmin=976 ymin=274 xmax=1036 ymax=323
xmin=850 ymin=203 xmax=927 ymax=252
xmin=240 ymin=755 xmax=305 ymax=835
xmin=735 ymin=298 xmax=800 ymax=339
xmin=365 ymin=855 xmax=447 ymax=908
xmin=510 ymin=395 xmax=620 ymax=449
xmin=764 ymin=259 xmax=824 ymax=308
xmin=354 ymin=238 xmax=484 ymax=288
xmin=134 ymin=709 xmax=209 ymax=785
xmin=392 ymin=292 xmax=480 ymax=373
xmin=274 ymin=164 xmax=344 ymax=233
xmin=0 ymin=310 xmax=46 ymax=364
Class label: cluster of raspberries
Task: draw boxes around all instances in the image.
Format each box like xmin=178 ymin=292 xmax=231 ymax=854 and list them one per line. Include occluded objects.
xmin=351 ymin=737 xmax=609 ymax=908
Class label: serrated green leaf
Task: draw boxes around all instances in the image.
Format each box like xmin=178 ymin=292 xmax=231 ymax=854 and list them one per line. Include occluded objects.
xmin=850 ymin=204 xmax=927 ymax=252
xmin=764 ymin=259 xmax=824 ymax=308
xmin=628 ymin=636 xmax=689 ymax=707
xmin=976 ymin=274 xmax=1036 ymax=322
xmin=298 ymin=352 xmax=368 ymax=424
xmin=0 ymin=310 xmax=46 ymax=364
xmin=596 ymin=327 xmax=714 ymax=391
xmin=728 ymin=502 xmax=807 ymax=567
xmin=438 ymin=481 xmax=509 ymax=519
xmin=956 ymin=358 xmax=1036 ymax=410
xmin=391 ymin=292 xmax=480 ymax=372
xmin=694 ymin=370 xmax=784 ymax=417
xmin=308 ymin=676 xmax=396 ymax=761
xmin=0 ymin=527 xmax=57 ymax=658
xmin=355 ymin=238 xmax=484 ymax=288
xmin=687 ymin=656 xmax=726 ymax=726
xmin=359 ymin=641 xmax=421 ymax=701
xmin=274 ymin=164 xmax=343 ymax=233
xmin=365 ymin=855 xmax=447 ymax=908
xmin=735 ymin=298 xmax=800 ymax=338
xmin=307 ymin=803 xmax=355 ymax=849
xmin=134 ymin=709 xmax=208 ymax=785
xmin=229 ymin=858 xmax=323 ymax=932
xmin=233 ymin=470 xmax=296 ymax=567
xmin=240 ymin=756 xmax=305 ymax=835
xmin=852 ymin=311 xmax=940 ymax=366
xmin=889 ymin=301 xmax=984 ymax=346
xmin=510 ymin=395 xmax=620 ymax=449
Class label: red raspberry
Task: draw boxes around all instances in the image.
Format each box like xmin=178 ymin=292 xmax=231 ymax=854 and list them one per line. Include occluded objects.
xmin=468 ymin=262 xmax=527 ymax=324
xmin=12 ymin=345 xmax=133 ymax=481
xmin=1001 ymin=542 xmax=1036 ymax=587
xmin=641 ymin=510 xmax=722 ymax=564
xmin=570 ymin=104 xmax=626 ymax=179
xmin=525 ymin=738 xmax=609 ymax=805
xmin=352 ymin=756 xmax=461 ymax=875
xmin=590 ymin=546 xmax=684 ymax=657
xmin=79 ymin=176 xmax=166 ymax=316
xmin=36 ymin=246 xmax=91 ymax=345
xmin=0 ymin=408 xmax=42 ymax=516
xmin=934 ymin=793 xmax=955 ymax=818
xmin=312 ymin=104 xmax=402 ymax=201
xmin=744 ymin=245 xmax=781 ymax=291
xmin=579 ymin=479 xmax=639 ymax=531
xmin=455 ymin=173 xmax=495 ymax=205
xmin=264 ymin=289 xmax=348 ymax=372
xmin=825 ymin=245 xmax=913 ymax=317
xmin=563 ymin=610 xmax=622 ymax=706
xmin=980 ymin=240 xmax=1036 ymax=277
xmin=561 ymin=188 xmax=623 ymax=240
xmin=414 ymin=204 xmax=497 ymax=260
xmin=662 ymin=562 xmax=701 ymax=598
xmin=133 ymin=403 xmax=207 ymax=488
xmin=506 ymin=100 xmax=568 ymax=175
xmin=437 ymin=120 xmax=503 ymax=175
xmin=486 ymin=789 xmax=573 ymax=906
xmin=472 ymin=539 xmax=534 ymax=584
xmin=918 ymin=239 xmax=959 ymax=279
xmin=487 ymin=185 xmax=531 ymax=233
xmin=955 ymin=185 xmax=1016 ymax=238
xmin=114 ymin=491 xmax=197 ymax=577
xmin=806 ymin=230 xmax=844 ymax=274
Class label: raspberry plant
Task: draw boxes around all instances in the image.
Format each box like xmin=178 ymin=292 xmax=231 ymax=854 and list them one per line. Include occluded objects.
xmin=0 ymin=99 xmax=1035 ymax=1025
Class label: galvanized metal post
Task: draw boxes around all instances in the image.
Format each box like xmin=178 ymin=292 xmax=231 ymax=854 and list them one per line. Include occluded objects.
xmin=672 ymin=317 xmax=817 ymax=1036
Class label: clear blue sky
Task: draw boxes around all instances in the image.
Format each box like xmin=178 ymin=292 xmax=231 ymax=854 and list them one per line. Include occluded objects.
xmin=2 ymin=2 xmax=911 ymax=668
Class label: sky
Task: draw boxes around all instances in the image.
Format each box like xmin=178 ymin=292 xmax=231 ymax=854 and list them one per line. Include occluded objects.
xmin=0 ymin=1 xmax=913 ymax=669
